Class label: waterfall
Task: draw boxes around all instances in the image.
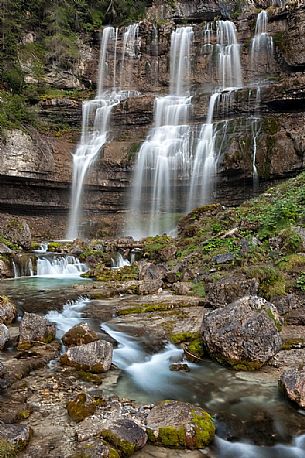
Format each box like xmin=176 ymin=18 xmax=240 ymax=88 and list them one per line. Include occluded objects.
xmin=128 ymin=26 xmax=194 ymax=238
xmin=112 ymin=252 xmax=131 ymax=268
xmin=251 ymin=11 xmax=273 ymax=81
xmin=13 ymin=254 xmax=34 ymax=278
xmin=67 ymin=24 xmax=140 ymax=240
xmin=36 ymin=255 xmax=88 ymax=277
xmin=187 ymin=21 xmax=242 ymax=211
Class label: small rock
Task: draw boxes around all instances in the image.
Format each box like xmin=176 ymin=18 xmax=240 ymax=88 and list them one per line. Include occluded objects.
xmin=18 ymin=312 xmax=55 ymax=349
xmin=212 ymin=253 xmax=234 ymax=264
xmin=0 ymin=296 xmax=17 ymax=325
xmin=0 ymin=243 xmax=12 ymax=254
xmin=172 ymin=282 xmax=192 ymax=295
xmin=60 ymin=340 xmax=113 ymax=373
xmin=0 ymin=423 xmax=32 ymax=454
xmin=279 ymin=368 xmax=305 ymax=408
xmin=62 ymin=323 xmax=99 ymax=347
xmin=139 ymin=262 xmax=167 ymax=283
xmin=0 ymin=324 xmax=9 ymax=350
xmin=169 ymin=363 xmax=190 ymax=372
xmin=101 ymin=418 xmax=147 ymax=456
xmin=66 ymin=393 xmax=96 ymax=422
xmin=146 ymin=400 xmax=215 ymax=448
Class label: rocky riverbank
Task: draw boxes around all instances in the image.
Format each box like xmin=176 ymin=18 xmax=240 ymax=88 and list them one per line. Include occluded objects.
xmin=1 ymin=172 xmax=305 ymax=455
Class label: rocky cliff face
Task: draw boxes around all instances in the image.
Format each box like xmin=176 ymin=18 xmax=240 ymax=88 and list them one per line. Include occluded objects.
xmin=1 ymin=0 xmax=305 ymax=238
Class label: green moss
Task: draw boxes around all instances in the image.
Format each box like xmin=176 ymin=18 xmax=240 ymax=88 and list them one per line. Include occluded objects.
xmin=191 ymin=412 xmax=215 ymax=447
xmin=143 ymin=235 xmax=175 ymax=260
xmin=277 ymin=254 xmax=305 ymax=271
xmin=266 ymin=307 xmax=282 ymax=332
xmin=101 ymin=431 xmax=135 ymax=457
xmin=188 ymin=339 xmax=205 ymax=360
xmin=108 ymin=448 xmax=120 ymax=458
xmin=117 ymin=302 xmax=190 ymax=316
xmin=0 ymin=440 xmax=17 ymax=458
xmin=77 ymin=370 xmax=104 ymax=384
xmin=158 ymin=426 xmax=186 ymax=447
xmin=18 ymin=409 xmax=31 ymax=420
xmin=243 ymin=265 xmax=285 ymax=299
xmin=169 ymin=331 xmax=200 ymax=344
xmin=66 ymin=393 xmax=96 ymax=422
xmin=296 ymin=272 xmax=305 ymax=292
xmin=282 ymin=338 xmax=305 ymax=350
xmin=85 ymin=264 xmax=139 ymax=282
xmin=191 ymin=282 xmax=206 ymax=298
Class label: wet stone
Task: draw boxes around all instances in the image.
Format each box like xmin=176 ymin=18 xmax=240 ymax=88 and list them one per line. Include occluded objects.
xmin=101 ymin=418 xmax=148 ymax=456
xmin=60 ymin=339 xmax=113 ymax=373
xmin=62 ymin=323 xmax=99 ymax=347
xmin=146 ymin=400 xmax=215 ymax=449
xmin=279 ymin=368 xmax=305 ymax=409
xmin=0 ymin=324 xmax=9 ymax=350
xmin=0 ymin=423 xmax=32 ymax=454
xmin=18 ymin=312 xmax=56 ymax=349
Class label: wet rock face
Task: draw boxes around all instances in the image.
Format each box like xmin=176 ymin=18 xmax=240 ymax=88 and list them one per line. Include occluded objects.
xmin=279 ymin=368 xmax=305 ymax=408
xmin=146 ymin=400 xmax=215 ymax=449
xmin=0 ymin=296 xmax=17 ymax=325
xmin=101 ymin=418 xmax=148 ymax=456
xmin=60 ymin=340 xmax=113 ymax=373
xmin=62 ymin=323 xmax=99 ymax=347
xmin=18 ymin=312 xmax=56 ymax=349
xmin=201 ymin=296 xmax=282 ymax=370
xmin=0 ymin=324 xmax=9 ymax=350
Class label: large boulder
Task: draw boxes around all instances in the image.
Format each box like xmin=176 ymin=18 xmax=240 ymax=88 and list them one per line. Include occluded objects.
xmin=0 ymin=324 xmax=9 ymax=350
xmin=0 ymin=423 xmax=32 ymax=455
xmin=146 ymin=400 xmax=215 ymax=449
xmin=101 ymin=419 xmax=147 ymax=456
xmin=60 ymin=340 xmax=113 ymax=373
xmin=62 ymin=323 xmax=99 ymax=347
xmin=201 ymin=296 xmax=282 ymax=370
xmin=138 ymin=262 xmax=166 ymax=295
xmin=279 ymin=368 xmax=305 ymax=408
xmin=0 ymin=296 xmax=17 ymax=325
xmin=18 ymin=312 xmax=56 ymax=349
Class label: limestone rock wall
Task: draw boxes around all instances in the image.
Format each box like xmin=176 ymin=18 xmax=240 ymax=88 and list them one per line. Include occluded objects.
xmin=1 ymin=0 xmax=305 ymax=238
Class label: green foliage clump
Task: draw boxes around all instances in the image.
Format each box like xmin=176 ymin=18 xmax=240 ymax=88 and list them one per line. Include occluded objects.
xmin=0 ymin=91 xmax=35 ymax=131
xmin=296 ymin=272 xmax=305 ymax=292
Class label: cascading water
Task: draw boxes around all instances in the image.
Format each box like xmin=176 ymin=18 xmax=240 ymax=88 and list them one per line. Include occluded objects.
xmin=112 ymin=252 xmax=131 ymax=268
xmin=67 ymin=24 xmax=140 ymax=240
xmin=13 ymin=255 xmax=34 ymax=278
xmin=37 ymin=255 xmax=88 ymax=278
xmin=46 ymin=296 xmax=89 ymax=339
xmin=187 ymin=21 xmax=242 ymax=211
xmin=128 ymin=26 xmax=194 ymax=238
xmin=251 ymin=11 xmax=274 ymax=81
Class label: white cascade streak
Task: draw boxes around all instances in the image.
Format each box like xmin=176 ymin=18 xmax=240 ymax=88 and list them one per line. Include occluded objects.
xmin=128 ymin=27 xmax=193 ymax=238
xmin=67 ymin=24 xmax=140 ymax=240
xmin=37 ymin=255 xmax=88 ymax=278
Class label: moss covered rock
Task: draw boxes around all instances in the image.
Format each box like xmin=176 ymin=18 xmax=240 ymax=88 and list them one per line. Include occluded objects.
xmin=101 ymin=418 xmax=147 ymax=457
xmin=146 ymin=400 xmax=215 ymax=449
xmin=62 ymin=323 xmax=99 ymax=347
xmin=66 ymin=393 xmax=96 ymax=422
xmin=0 ymin=423 xmax=32 ymax=456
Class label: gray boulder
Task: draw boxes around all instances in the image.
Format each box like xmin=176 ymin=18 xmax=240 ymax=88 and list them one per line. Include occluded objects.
xmin=0 ymin=324 xmax=9 ymax=350
xmin=279 ymin=368 xmax=305 ymax=408
xmin=0 ymin=296 xmax=17 ymax=325
xmin=101 ymin=418 xmax=147 ymax=456
xmin=18 ymin=312 xmax=56 ymax=349
xmin=60 ymin=340 xmax=113 ymax=373
xmin=201 ymin=295 xmax=282 ymax=370
xmin=146 ymin=400 xmax=215 ymax=448
xmin=0 ymin=217 xmax=31 ymax=250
